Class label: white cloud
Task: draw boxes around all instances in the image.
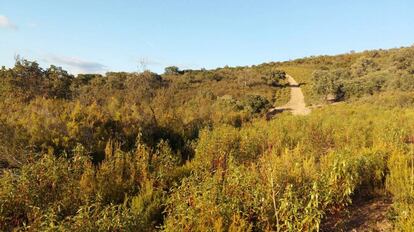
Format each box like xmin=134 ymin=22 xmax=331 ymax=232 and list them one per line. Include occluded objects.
xmin=0 ymin=15 xmax=17 ymax=30
xmin=46 ymin=55 xmax=108 ymax=74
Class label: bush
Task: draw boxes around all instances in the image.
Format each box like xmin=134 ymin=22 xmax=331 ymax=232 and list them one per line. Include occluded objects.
xmin=312 ymin=69 xmax=345 ymax=100
xmin=386 ymin=149 xmax=414 ymax=230
xmin=351 ymin=57 xmax=380 ymax=77
xmin=241 ymin=95 xmax=271 ymax=114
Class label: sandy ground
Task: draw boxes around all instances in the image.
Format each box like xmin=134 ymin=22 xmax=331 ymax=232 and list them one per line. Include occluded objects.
xmin=267 ymin=75 xmax=310 ymax=118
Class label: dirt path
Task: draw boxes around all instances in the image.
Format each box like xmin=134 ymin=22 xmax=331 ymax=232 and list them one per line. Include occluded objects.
xmin=321 ymin=196 xmax=393 ymax=232
xmin=267 ymin=75 xmax=310 ymax=118
xmin=265 ymin=76 xmax=394 ymax=230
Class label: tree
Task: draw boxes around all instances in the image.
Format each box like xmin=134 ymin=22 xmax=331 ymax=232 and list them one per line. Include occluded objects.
xmin=164 ymin=66 xmax=181 ymax=75
xmin=312 ymin=69 xmax=344 ymax=100
xmin=45 ymin=65 xmax=74 ymax=99
xmin=11 ymin=58 xmax=46 ymax=100
xmin=263 ymin=69 xmax=286 ymax=86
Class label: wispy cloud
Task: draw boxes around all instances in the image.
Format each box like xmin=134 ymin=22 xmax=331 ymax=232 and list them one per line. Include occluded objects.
xmin=46 ymin=55 xmax=108 ymax=74
xmin=0 ymin=15 xmax=17 ymax=30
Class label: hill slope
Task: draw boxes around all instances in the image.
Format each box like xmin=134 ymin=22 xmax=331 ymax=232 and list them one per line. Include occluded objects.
xmin=0 ymin=45 xmax=414 ymax=231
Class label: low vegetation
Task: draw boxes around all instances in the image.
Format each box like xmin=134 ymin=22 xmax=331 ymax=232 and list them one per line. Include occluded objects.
xmin=1 ymin=46 xmax=414 ymax=231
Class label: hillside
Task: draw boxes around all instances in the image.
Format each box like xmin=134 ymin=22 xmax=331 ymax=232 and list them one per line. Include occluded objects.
xmin=0 ymin=45 xmax=414 ymax=231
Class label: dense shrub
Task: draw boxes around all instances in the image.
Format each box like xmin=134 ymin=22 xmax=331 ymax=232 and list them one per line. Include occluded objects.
xmin=2 ymin=46 xmax=414 ymax=231
xmin=386 ymin=149 xmax=414 ymax=230
xmin=312 ymin=69 xmax=345 ymax=100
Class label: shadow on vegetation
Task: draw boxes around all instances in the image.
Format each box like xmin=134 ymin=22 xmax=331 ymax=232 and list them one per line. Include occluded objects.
xmin=276 ymin=82 xmax=307 ymax=88
xmin=265 ymin=107 xmax=290 ymax=120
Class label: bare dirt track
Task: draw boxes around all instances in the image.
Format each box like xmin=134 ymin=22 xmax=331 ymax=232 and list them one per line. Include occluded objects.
xmin=267 ymin=75 xmax=310 ymax=118
xmin=266 ymin=75 xmax=394 ymax=231
xmin=321 ymin=196 xmax=393 ymax=232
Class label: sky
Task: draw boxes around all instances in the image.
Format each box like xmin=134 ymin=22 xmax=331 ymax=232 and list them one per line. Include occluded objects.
xmin=1 ymin=0 xmax=414 ymax=74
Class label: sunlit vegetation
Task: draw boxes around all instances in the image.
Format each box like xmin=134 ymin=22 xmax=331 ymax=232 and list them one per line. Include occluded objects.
xmin=1 ymin=46 xmax=414 ymax=231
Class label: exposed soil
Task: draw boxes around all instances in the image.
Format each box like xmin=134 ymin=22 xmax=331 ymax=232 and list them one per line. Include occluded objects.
xmin=267 ymin=75 xmax=310 ymax=119
xmin=321 ymin=196 xmax=393 ymax=232
xmin=266 ymin=75 xmax=394 ymax=231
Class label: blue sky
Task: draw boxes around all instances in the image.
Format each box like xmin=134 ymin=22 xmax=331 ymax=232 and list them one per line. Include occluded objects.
xmin=1 ymin=0 xmax=414 ymax=74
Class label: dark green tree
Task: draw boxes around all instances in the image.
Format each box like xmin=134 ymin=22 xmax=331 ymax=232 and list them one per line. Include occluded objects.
xmin=45 ymin=65 xmax=74 ymax=99
xmin=164 ymin=66 xmax=181 ymax=75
